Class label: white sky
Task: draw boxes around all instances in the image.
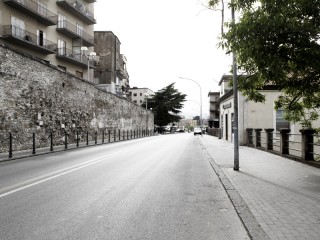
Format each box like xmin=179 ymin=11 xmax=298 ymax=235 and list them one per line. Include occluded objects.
xmin=94 ymin=0 xmax=232 ymax=119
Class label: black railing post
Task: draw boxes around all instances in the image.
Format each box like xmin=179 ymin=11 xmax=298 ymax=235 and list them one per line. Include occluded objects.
xmin=131 ymin=130 xmax=132 ymax=139
xmin=114 ymin=130 xmax=116 ymax=142
xmin=127 ymin=130 xmax=129 ymax=140
xmin=255 ymin=128 xmax=262 ymax=148
xmin=9 ymin=132 xmax=13 ymax=158
xmin=95 ymin=131 xmax=97 ymax=145
xmin=76 ymin=131 xmax=79 ymax=147
xmin=264 ymin=128 xmax=274 ymax=151
xmin=280 ymin=129 xmax=290 ymax=155
xmin=300 ymin=129 xmax=316 ymax=161
xmin=108 ymin=130 xmax=111 ymax=143
xmin=118 ymin=129 xmax=121 ymax=141
xmin=86 ymin=131 xmax=89 ymax=145
xmin=32 ymin=132 xmax=36 ymax=154
xmin=65 ymin=131 xmax=68 ymax=149
xmin=102 ymin=130 xmax=105 ymax=143
xmin=123 ymin=130 xmax=125 ymax=140
xmin=50 ymin=131 xmax=53 ymax=151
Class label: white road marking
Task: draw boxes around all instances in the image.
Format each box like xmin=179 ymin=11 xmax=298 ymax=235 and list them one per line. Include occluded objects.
xmin=0 ymin=151 xmax=127 ymax=199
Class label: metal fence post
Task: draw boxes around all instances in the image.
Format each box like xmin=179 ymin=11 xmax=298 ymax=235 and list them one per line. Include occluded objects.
xmin=108 ymin=130 xmax=111 ymax=143
xmin=76 ymin=131 xmax=79 ymax=147
xmin=65 ymin=131 xmax=68 ymax=149
xmin=255 ymin=128 xmax=262 ymax=148
xmin=265 ymin=128 xmax=274 ymax=151
xmin=32 ymin=132 xmax=36 ymax=154
xmin=9 ymin=132 xmax=13 ymax=158
xmin=280 ymin=128 xmax=290 ymax=155
xmin=102 ymin=130 xmax=105 ymax=143
xmin=50 ymin=131 xmax=54 ymax=151
xmin=114 ymin=130 xmax=116 ymax=142
xmin=95 ymin=131 xmax=97 ymax=145
xmin=118 ymin=129 xmax=120 ymax=141
xmin=300 ymin=129 xmax=316 ymax=161
xmin=86 ymin=131 xmax=89 ymax=145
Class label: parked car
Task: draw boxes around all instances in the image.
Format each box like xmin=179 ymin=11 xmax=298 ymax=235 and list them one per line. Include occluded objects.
xmin=193 ymin=127 xmax=202 ymax=136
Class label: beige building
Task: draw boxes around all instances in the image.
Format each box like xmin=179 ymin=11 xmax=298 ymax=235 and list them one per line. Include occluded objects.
xmin=130 ymin=87 xmax=154 ymax=106
xmin=0 ymin=0 xmax=96 ymax=81
xmin=208 ymin=91 xmax=219 ymax=128
xmin=94 ymin=31 xmax=129 ymax=97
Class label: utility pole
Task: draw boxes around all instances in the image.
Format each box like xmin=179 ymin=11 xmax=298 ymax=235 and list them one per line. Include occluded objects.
xmin=232 ymin=1 xmax=239 ymax=171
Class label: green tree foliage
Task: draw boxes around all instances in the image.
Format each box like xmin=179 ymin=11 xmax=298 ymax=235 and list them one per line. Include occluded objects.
xmin=208 ymin=0 xmax=320 ymax=128
xmin=142 ymin=83 xmax=186 ymax=126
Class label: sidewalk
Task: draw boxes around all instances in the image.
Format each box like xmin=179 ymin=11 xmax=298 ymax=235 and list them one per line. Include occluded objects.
xmin=200 ymin=135 xmax=320 ymax=240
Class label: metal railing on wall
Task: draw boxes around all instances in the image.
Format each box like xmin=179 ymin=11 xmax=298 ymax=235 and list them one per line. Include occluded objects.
xmin=0 ymin=128 xmax=154 ymax=161
xmin=246 ymin=128 xmax=320 ymax=162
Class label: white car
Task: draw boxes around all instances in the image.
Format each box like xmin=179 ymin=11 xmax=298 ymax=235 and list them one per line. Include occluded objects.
xmin=193 ymin=127 xmax=202 ymax=135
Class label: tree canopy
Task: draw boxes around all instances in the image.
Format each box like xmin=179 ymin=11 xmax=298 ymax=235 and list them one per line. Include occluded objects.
xmin=142 ymin=83 xmax=186 ymax=126
xmin=208 ymin=0 xmax=320 ymax=128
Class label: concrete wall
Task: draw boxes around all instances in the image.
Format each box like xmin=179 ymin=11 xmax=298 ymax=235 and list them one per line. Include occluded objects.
xmin=0 ymin=44 xmax=153 ymax=152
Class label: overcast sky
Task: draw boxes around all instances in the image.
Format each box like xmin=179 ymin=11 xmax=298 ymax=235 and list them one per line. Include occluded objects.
xmin=94 ymin=0 xmax=232 ymax=119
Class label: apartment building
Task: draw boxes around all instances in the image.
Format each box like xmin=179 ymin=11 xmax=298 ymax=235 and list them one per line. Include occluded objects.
xmin=94 ymin=31 xmax=130 ymax=97
xmin=130 ymin=87 xmax=154 ymax=106
xmin=0 ymin=0 xmax=96 ymax=81
xmin=208 ymin=91 xmax=219 ymax=128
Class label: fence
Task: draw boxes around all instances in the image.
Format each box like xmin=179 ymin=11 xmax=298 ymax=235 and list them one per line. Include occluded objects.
xmin=246 ymin=128 xmax=320 ymax=162
xmin=0 ymin=128 xmax=154 ymax=160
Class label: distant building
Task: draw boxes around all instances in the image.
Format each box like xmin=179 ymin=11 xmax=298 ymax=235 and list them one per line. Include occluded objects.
xmin=0 ymin=0 xmax=96 ymax=81
xmin=94 ymin=31 xmax=129 ymax=97
xmin=208 ymin=91 xmax=220 ymax=128
xmin=130 ymin=87 xmax=154 ymax=106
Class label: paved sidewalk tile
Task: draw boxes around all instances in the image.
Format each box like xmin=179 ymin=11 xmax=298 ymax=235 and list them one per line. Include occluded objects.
xmin=200 ymin=135 xmax=320 ymax=240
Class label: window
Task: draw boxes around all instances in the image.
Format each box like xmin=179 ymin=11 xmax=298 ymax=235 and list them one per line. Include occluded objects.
xmin=133 ymin=93 xmax=137 ymax=97
xmin=11 ymin=16 xmax=25 ymax=38
xmin=58 ymin=13 xmax=66 ymax=28
xmin=140 ymin=93 xmax=142 ymax=96
xmin=133 ymin=100 xmax=137 ymax=103
xmin=276 ymin=109 xmax=290 ymax=131
xmin=37 ymin=30 xmax=46 ymax=46
xmin=76 ymin=23 xmax=83 ymax=37
xmin=37 ymin=0 xmax=46 ymax=16
xmin=75 ymin=71 xmax=83 ymax=78
xmin=58 ymin=39 xmax=66 ymax=55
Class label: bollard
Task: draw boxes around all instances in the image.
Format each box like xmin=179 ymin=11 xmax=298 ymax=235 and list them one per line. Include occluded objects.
xmin=108 ymin=130 xmax=111 ymax=143
xmin=118 ymin=129 xmax=121 ymax=141
xmin=95 ymin=131 xmax=97 ymax=145
xmin=265 ymin=128 xmax=274 ymax=151
xmin=300 ymin=129 xmax=316 ymax=161
xmin=255 ymin=129 xmax=262 ymax=148
xmin=114 ymin=130 xmax=116 ymax=142
xmin=32 ymin=132 xmax=36 ymax=154
xmin=280 ymin=128 xmax=290 ymax=154
xmin=102 ymin=130 xmax=105 ymax=143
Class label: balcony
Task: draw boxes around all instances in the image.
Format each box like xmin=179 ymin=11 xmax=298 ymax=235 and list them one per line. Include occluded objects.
xmin=56 ymin=0 xmax=96 ymax=25
xmin=84 ymin=0 xmax=96 ymax=2
xmin=1 ymin=25 xmax=57 ymax=54
xmin=56 ymin=20 xmax=94 ymax=46
xmin=56 ymin=48 xmax=95 ymax=68
xmin=3 ymin=0 xmax=58 ymax=26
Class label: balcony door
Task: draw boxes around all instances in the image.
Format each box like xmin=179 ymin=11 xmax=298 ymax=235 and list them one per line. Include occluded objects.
xmin=58 ymin=39 xmax=66 ymax=56
xmin=58 ymin=13 xmax=66 ymax=28
xmin=37 ymin=30 xmax=46 ymax=47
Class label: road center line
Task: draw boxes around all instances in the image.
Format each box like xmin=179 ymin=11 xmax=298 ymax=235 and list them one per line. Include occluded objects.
xmin=0 ymin=150 xmax=127 ymax=199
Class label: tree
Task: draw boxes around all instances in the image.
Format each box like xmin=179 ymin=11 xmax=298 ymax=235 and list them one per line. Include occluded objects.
xmin=142 ymin=83 xmax=186 ymax=126
xmin=208 ymin=0 xmax=320 ymax=128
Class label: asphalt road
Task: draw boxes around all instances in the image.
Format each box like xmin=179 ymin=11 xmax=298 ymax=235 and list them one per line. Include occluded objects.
xmin=0 ymin=133 xmax=249 ymax=240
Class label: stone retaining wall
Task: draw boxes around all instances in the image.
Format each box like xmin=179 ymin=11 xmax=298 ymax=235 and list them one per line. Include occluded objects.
xmin=0 ymin=44 xmax=154 ymax=152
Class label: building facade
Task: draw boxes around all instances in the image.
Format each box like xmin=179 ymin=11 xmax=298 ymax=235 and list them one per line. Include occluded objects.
xmin=0 ymin=0 xmax=96 ymax=81
xmin=94 ymin=31 xmax=129 ymax=97
xmin=129 ymin=87 xmax=154 ymax=106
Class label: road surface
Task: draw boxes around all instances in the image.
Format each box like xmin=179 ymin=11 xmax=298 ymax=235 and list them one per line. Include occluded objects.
xmin=0 ymin=133 xmax=249 ymax=240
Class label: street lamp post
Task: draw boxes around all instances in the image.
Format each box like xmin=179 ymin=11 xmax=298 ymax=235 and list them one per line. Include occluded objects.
xmin=81 ymin=46 xmax=96 ymax=82
xmin=178 ymin=77 xmax=202 ymax=130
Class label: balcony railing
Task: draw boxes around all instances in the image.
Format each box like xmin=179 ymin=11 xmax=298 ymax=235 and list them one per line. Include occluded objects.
xmin=56 ymin=0 xmax=96 ymax=25
xmin=56 ymin=48 xmax=95 ymax=68
xmin=3 ymin=0 xmax=58 ymax=26
xmin=1 ymin=25 xmax=57 ymax=54
xmin=84 ymin=0 xmax=96 ymax=3
xmin=56 ymin=20 xmax=94 ymax=46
